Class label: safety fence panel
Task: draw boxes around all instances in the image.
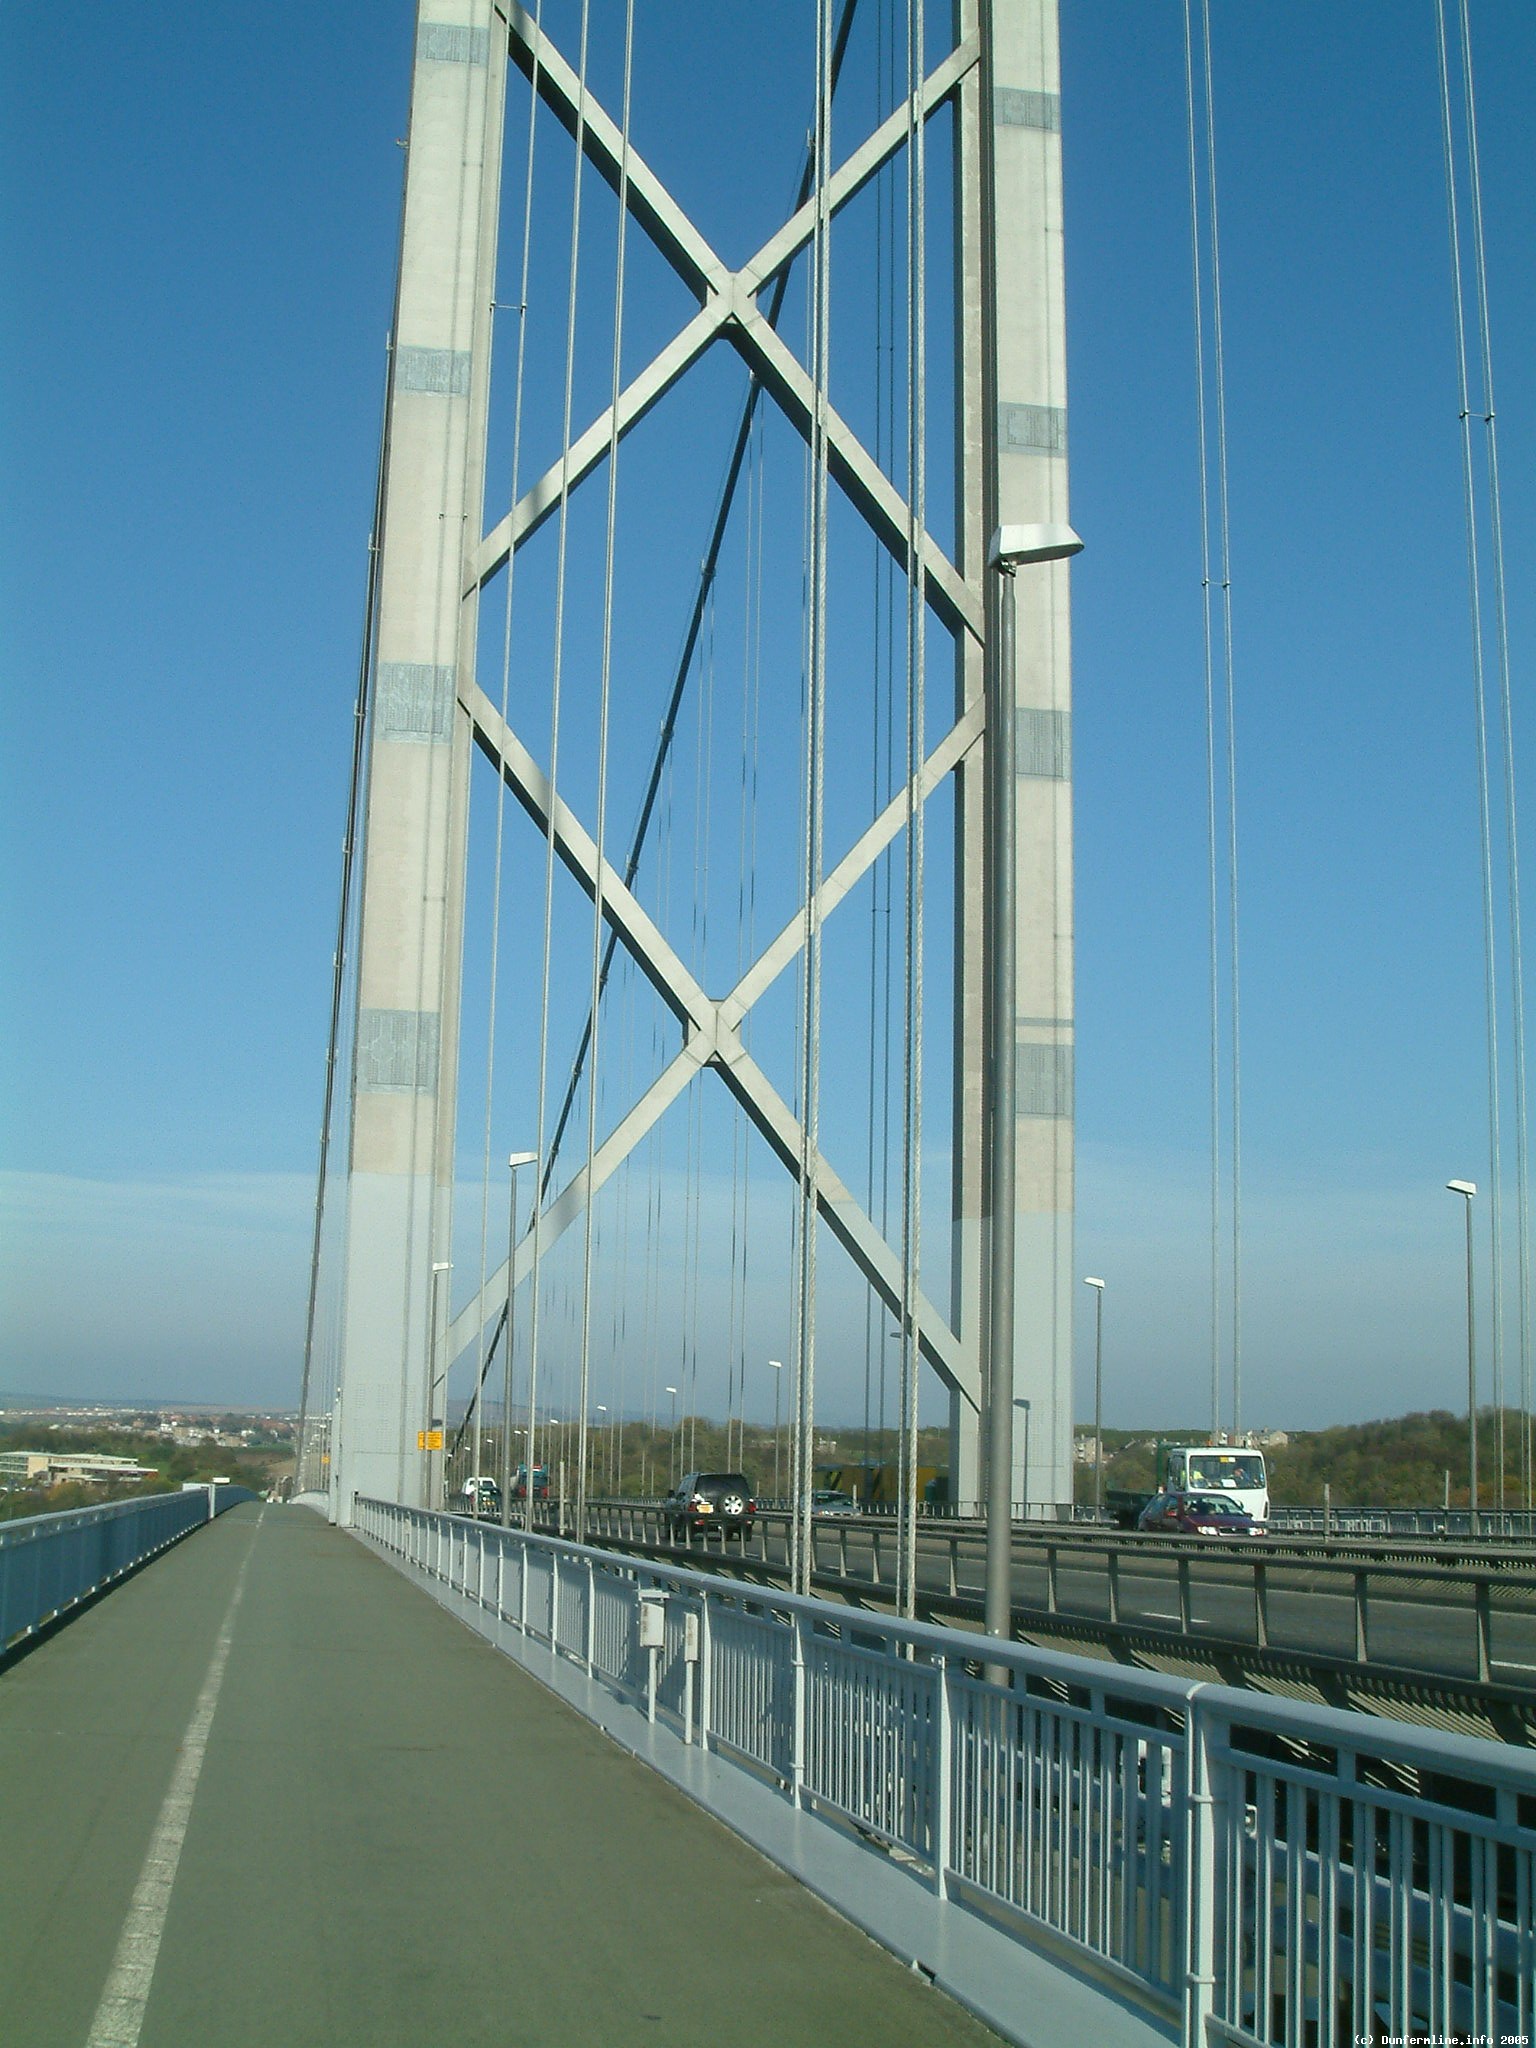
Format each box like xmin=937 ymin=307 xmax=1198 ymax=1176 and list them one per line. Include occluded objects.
xmin=353 ymin=1499 xmax=1536 ymax=2048
xmin=804 ymin=1623 xmax=938 ymax=1861
xmin=705 ymin=1598 xmax=794 ymax=1780
xmin=1198 ymin=1693 xmax=1536 ymax=2047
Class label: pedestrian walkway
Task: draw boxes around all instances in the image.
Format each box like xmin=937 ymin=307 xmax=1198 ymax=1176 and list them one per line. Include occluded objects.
xmin=0 ymin=1502 xmax=1006 ymax=2048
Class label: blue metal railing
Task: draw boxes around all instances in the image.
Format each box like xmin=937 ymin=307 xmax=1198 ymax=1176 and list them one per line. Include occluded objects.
xmin=0 ymin=1486 xmax=251 ymax=1654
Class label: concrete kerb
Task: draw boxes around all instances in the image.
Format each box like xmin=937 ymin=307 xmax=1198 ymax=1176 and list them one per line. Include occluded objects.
xmin=352 ymin=1520 xmax=1175 ymax=2048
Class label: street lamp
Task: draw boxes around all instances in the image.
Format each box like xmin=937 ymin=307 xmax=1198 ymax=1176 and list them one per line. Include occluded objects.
xmin=504 ymin=1151 xmax=537 ymax=1528
xmin=1446 ymin=1180 xmax=1478 ymax=1532
xmin=984 ymin=521 xmax=1084 ymax=1652
xmin=429 ymin=1260 xmax=452 ymax=1511
xmin=768 ymin=1359 xmax=784 ymax=1502
xmin=1084 ymin=1278 xmax=1106 ymax=1521
xmin=665 ymin=1386 xmax=679 ymax=1490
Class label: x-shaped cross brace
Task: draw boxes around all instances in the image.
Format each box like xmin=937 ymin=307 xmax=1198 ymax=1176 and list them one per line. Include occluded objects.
xmin=447 ymin=6 xmax=987 ymax=1415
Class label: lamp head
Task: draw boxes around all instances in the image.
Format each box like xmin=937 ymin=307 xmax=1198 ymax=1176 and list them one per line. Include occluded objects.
xmin=989 ymin=521 xmax=1084 ymax=569
xmin=1083 ymin=1276 xmax=1105 ymax=1290
xmin=508 ymin=1149 xmax=538 ymax=1169
xmin=1446 ymin=1180 xmax=1477 ymax=1198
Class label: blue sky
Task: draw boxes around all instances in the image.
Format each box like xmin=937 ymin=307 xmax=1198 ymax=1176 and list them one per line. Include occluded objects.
xmin=3 ymin=3 xmax=1534 ymax=1435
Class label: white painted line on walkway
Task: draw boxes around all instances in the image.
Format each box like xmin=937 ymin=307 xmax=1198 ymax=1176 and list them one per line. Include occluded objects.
xmin=84 ymin=1509 xmax=262 ymax=2048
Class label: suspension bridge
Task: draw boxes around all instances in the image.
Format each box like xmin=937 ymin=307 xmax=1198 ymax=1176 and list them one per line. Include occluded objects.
xmin=5 ymin=4 xmax=1535 ymax=2045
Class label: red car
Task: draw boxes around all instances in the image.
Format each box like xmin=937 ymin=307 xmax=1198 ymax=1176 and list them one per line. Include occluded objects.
xmin=1137 ymin=1490 xmax=1255 ymax=1536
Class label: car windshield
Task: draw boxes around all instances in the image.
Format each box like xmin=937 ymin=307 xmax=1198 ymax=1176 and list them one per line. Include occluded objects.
xmin=1185 ymin=1453 xmax=1264 ymax=1490
xmin=1186 ymin=1495 xmax=1244 ymax=1517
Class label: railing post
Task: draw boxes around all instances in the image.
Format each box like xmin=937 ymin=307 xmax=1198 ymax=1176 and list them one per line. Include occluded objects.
xmin=585 ymin=1557 xmax=597 ymax=1675
xmin=1254 ymin=1558 xmax=1269 ymax=1648
xmin=1474 ymin=1576 xmax=1492 ymax=1682
xmin=791 ymin=1611 xmax=807 ymax=1808
xmin=1353 ymin=1569 xmax=1368 ymax=1664
xmin=1107 ymin=1548 xmax=1121 ymax=1626
xmin=1182 ymin=1689 xmax=1219 ymax=2048
xmin=933 ymin=1654 xmax=953 ymax=1899
xmin=698 ymin=1594 xmax=714 ymax=1752
xmin=1178 ymin=1554 xmax=1192 ymax=1635
xmin=1046 ymin=1542 xmax=1059 ymax=1615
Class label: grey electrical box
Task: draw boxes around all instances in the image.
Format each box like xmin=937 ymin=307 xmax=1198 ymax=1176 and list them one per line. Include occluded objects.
xmin=638 ymin=1593 xmax=666 ymax=1649
xmin=683 ymin=1610 xmax=701 ymax=1662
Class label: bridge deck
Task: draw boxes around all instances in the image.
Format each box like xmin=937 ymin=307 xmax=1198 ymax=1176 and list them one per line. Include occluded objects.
xmin=0 ymin=1501 xmax=1011 ymax=2048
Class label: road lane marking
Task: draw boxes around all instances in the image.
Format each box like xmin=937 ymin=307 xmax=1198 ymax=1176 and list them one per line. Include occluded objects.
xmin=84 ymin=1511 xmax=262 ymax=2048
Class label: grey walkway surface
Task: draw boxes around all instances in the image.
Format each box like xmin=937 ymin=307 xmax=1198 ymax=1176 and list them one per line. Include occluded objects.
xmin=0 ymin=1503 xmax=1008 ymax=2047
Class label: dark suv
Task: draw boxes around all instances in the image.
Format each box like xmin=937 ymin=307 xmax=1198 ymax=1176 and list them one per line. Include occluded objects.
xmin=667 ymin=1471 xmax=755 ymax=1541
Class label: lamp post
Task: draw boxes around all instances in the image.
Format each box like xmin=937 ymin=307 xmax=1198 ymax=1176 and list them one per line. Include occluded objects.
xmin=984 ymin=522 xmax=1084 ymax=1652
xmin=1084 ymin=1277 xmax=1106 ymax=1521
xmin=429 ymin=1260 xmax=452 ymax=1511
xmin=768 ymin=1359 xmax=784 ymax=1502
xmin=1447 ymin=1180 xmax=1478 ymax=1533
xmin=503 ymin=1151 xmax=537 ymax=1528
xmin=666 ymin=1385 xmax=679 ymax=1490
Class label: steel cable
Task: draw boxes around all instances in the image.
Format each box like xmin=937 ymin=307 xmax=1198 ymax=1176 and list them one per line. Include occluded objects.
xmin=1436 ymin=0 xmax=1509 ymax=1513
xmin=898 ymin=0 xmax=928 ymax=1620
xmin=1458 ymin=0 xmax=1528 ymax=1511
xmin=526 ymin=0 xmax=592 ymax=1526
xmin=470 ymin=2 xmax=544 ymax=1509
xmin=576 ymin=0 xmax=636 ymax=1538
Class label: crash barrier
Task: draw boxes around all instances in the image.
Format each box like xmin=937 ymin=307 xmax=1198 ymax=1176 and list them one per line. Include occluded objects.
xmin=0 ymin=1485 xmax=254 ymax=1655
xmin=571 ymin=1499 xmax=1536 ymax=1689
xmin=1270 ymin=1504 xmax=1536 ymax=1542
xmin=357 ymin=1497 xmax=1535 ymax=2048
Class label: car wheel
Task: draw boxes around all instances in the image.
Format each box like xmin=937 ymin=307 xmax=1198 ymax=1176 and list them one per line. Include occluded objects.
xmin=719 ymin=1490 xmax=747 ymax=1518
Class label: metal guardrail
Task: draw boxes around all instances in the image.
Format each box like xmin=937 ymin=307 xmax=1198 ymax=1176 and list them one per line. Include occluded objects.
xmin=565 ymin=1501 xmax=1536 ymax=1697
xmin=359 ymin=1498 xmax=1536 ymax=2048
xmin=0 ymin=1486 xmax=250 ymax=1655
xmin=1270 ymin=1505 xmax=1536 ymax=1543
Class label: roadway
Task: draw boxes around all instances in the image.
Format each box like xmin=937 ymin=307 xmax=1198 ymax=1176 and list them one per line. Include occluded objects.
xmin=0 ymin=1501 xmax=1009 ymax=2048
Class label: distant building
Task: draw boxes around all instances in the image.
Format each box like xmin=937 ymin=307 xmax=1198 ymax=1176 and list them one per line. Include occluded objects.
xmin=0 ymin=1451 xmax=159 ymax=1486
